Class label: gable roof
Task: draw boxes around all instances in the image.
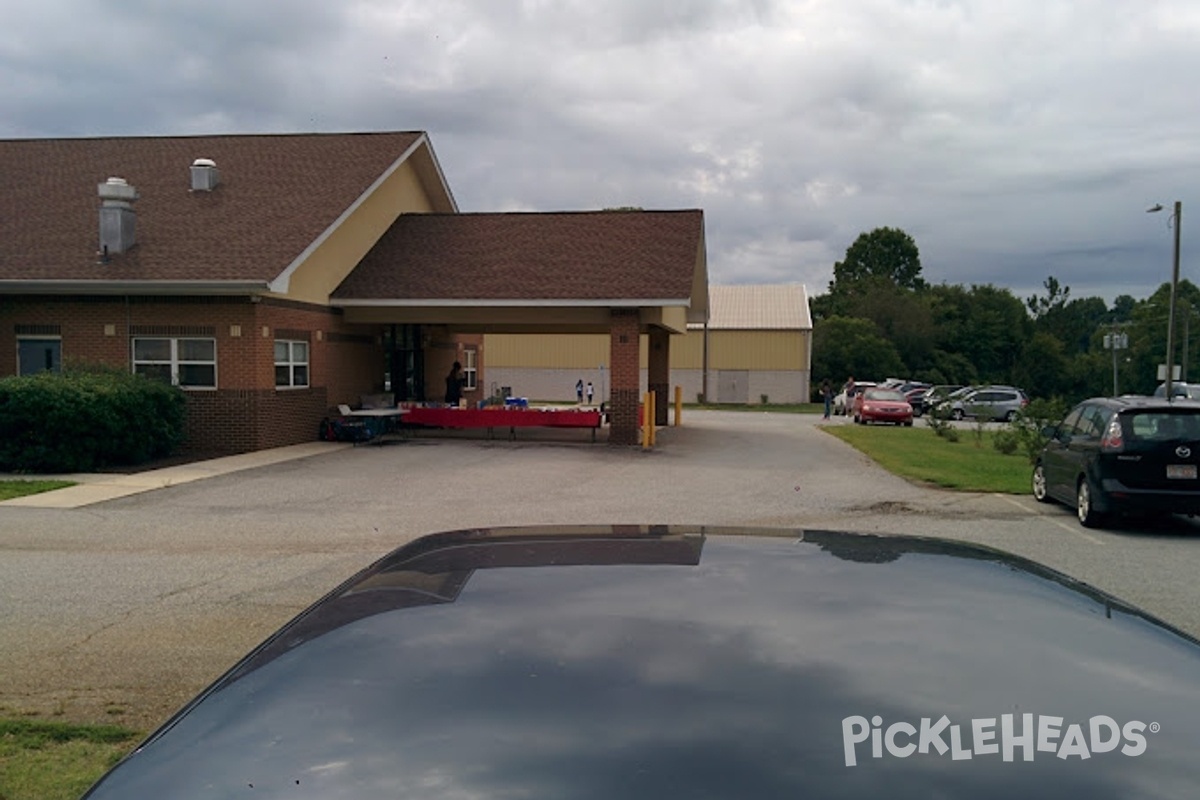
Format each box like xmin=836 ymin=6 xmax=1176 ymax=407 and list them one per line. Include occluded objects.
xmin=332 ymin=210 xmax=706 ymax=305
xmin=697 ymin=284 xmax=812 ymax=330
xmin=0 ymin=132 xmax=447 ymax=290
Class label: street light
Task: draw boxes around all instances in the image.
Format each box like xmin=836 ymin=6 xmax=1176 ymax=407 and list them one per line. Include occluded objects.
xmin=1148 ymin=201 xmax=1183 ymax=398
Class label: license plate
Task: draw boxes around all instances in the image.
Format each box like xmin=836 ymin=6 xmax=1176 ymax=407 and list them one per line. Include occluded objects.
xmin=1167 ymin=464 xmax=1197 ymax=479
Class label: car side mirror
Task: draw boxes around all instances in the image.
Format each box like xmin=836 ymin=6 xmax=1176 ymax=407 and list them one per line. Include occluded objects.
xmin=1040 ymin=425 xmax=1057 ymax=439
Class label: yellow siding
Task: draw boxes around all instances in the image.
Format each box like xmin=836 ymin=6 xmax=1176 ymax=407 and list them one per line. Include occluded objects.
xmin=485 ymin=334 xmax=614 ymax=367
xmin=669 ymin=331 xmax=705 ymax=368
xmin=708 ymin=331 xmax=808 ymax=371
xmin=485 ymin=330 xmax=809 ymax=371
xmin=282 ymin=160 xmax=435 ymax=304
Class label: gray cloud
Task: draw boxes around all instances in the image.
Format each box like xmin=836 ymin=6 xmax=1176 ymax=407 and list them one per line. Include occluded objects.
xmin=3 ymin=0 xmax=1199 ymax=304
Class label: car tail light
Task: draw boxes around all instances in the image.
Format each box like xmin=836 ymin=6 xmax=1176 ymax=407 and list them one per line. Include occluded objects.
xmin=1101 ymin=417 xmax=1124 ymax=452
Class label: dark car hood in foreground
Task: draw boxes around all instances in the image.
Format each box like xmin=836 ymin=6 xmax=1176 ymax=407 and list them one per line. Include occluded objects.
xmin=84 ymin=527 xmax=1200 ymax=799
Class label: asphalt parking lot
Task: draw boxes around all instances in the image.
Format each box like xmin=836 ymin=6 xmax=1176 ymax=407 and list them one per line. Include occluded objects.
xmin=2 ymin=410 xmax=1198 ymax=731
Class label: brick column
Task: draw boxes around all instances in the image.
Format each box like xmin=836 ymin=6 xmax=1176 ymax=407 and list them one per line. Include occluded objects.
xmin=608 ymin=309 xmax=641 ymax=446
xmin=648 ymin=326 xmax=670 ymax=426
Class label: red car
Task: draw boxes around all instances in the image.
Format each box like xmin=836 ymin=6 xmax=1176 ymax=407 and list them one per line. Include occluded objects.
xmin=853 ymin=387 xmax=914 ymax=426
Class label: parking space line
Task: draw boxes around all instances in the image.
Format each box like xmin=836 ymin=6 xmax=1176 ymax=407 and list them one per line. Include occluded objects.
xmin=993 ymin=494 xmax=1104 ymax=545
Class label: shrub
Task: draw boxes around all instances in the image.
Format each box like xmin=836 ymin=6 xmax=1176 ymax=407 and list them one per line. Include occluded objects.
xmin=992 ymin=428 xmax=1020 ymax=455
xmin=0 ymin=366 xmax=187 ymax=472
xmin=972 ymin=416 xmax=987 ymax=448
xmin=760 ymin=394 xmax=770 ymax=405
xmin=1011 ymin=397 xmax=1071 ymax=464
xmin=925 ymin=403 xmax=957 ymax=440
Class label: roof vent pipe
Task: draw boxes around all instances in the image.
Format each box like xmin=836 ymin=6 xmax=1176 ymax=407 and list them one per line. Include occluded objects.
xmin=190 ymin=158 xmax=220 ymax=191
xmin=98 ymin=177 xmax=138 ymax=255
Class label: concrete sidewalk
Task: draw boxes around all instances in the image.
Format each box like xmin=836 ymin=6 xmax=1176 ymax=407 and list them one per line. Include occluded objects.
xmin=0 ymin=442 xmax=348 ymax=508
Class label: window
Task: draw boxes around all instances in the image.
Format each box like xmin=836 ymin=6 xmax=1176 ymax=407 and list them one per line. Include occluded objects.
xmin=1075 ymin=405 xmax=1107 ymax=438
xmin=1060 ymin=407 xmax=1084 ymax=436
xmin=17 ymin=338 xmax=61 ymax=375
xmin=462 ymin=348 xmax=477 ymax=391
xmin=132 ymin=337 xmax=216 ymax=388
xmin=275 ymin=340 xmax=309 ymax=389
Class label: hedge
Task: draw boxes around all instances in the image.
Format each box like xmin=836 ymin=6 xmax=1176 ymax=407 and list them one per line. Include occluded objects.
xmin=0 ymin=367 xmax=187 ymax=473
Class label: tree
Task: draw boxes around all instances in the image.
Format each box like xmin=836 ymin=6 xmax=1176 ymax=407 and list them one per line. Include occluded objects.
xmin=829 ymin=227 xmax=926 ymax=294
xmin=848 ymin=283 xmax=935 ymax=373
xmin=1012 ymin=332 xmax=1070 ymax=398
xmin=927 ymin=283 xmax=1030 ymax=383
xmin=1110 ymin=294 xmax=1137 ymax=321
xmin=811 ymin=316 xmax=906 ymax=385
xmin=1026 ymin=275 xmax=1070 ymax=319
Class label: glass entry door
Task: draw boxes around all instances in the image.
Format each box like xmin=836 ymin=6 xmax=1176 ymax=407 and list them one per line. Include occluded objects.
xmin=384 ymin=324 xmax=425 ymax=402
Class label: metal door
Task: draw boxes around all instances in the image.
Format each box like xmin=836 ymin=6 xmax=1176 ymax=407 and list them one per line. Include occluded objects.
xmin=717 ymin=370 xmax=748 ymax=403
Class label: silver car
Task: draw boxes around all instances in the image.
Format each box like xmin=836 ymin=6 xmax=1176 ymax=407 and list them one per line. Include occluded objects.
xmin=942 ymin=385 xmax=1029 ymax=422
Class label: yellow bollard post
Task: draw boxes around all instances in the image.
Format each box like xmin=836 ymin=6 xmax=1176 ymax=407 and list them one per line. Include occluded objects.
xmin=674 ymin=385 xmax=683 ymax=426
xmin=648 ymin=393 xmax=657 ymax=450
xmin=642 ymin=392 xmax=652 ymax=449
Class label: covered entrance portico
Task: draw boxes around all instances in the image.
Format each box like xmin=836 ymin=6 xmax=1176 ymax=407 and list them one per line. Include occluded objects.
xmin=339 ymin=303 xmax=695 ymax=445
xmin=331 ymin=210 xmax=708 ymax=447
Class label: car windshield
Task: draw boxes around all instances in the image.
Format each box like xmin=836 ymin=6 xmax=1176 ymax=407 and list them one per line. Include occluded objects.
xmin=866 ymin=389 xmax=906 ymax=401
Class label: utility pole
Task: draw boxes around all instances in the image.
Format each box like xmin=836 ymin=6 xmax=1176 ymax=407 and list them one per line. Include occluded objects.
xmin=1104 ymin=325 xmax=1128 ymax=397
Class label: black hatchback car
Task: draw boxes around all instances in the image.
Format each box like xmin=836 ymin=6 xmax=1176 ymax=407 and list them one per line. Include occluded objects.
xmin=81 ymin=526 xmax=1200 ymax=798
xmin=1032 ymin=396 xmax=1200 ymax=527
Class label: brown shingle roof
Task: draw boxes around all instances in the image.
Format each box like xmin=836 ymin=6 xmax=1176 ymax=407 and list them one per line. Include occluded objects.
xmin=0 ymin=132 xmax=424 ymax=284
xmin=333 ymin=210 xmax=704 ymax=302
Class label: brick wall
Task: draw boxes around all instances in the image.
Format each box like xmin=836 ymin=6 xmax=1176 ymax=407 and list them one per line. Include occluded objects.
xmin=609 ymin=309 xmax=641 ymax=446
xmin=1 ymin=295 xmax=386 ymax=455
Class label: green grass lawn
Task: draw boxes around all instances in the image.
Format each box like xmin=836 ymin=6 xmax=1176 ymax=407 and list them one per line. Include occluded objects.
xmin=0 ymin=480 xmax=74 ymax=501
xmin=686 ymin=402 xmax=823 ymax=414
xmin=823 ymin=423 xmax=1034 ymax=494
xmin=0 ymin=718 xmax=141 ymax=800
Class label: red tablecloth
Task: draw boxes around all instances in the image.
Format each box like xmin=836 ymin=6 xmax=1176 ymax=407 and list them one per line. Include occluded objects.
xmin=404 ymin=407 xmax=602 ymax=429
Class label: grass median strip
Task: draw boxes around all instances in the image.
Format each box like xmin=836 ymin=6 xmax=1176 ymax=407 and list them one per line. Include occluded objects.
xmin=0 ymin=480 xmax=75 ymax=501
xmin=0 ymin=718 xmax=141 ymax=800
xmin=823 ymin=424 xmax=1032 ymax=494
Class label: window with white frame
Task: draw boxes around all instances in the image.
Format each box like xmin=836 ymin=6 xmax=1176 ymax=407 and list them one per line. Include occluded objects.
xmin=462 ymin=348 xmax=477 ymax=391
xmin=132 ymin=337 xmax=216 ymax=388
xmin=275 ymin=340 xmax=309 ymax=388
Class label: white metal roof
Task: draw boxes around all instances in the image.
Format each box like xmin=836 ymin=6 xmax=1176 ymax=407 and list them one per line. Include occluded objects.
xmin=690 ymin=284 xmax=812 ymax=331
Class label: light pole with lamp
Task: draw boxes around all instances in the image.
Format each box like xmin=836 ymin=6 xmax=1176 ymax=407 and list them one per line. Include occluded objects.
xmin=1147 ymin=201 xmax=1183 ymax=398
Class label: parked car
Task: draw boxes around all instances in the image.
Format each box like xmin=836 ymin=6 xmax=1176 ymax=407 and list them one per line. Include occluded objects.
xmin=1153 ymin=382 xmax=1200 ymax=400
xmin=939 ymin=385 xmax=1029 ymax=422
xmin=80 ymin=526 xmax=1200 ymax=797
xmin=912 ymin=384 xmax=964 ymax=417
xmin=1033 ymin=396 xmax=1200 ymax=528
xmin=903 ymin=385 xmax=930 ymax=406
xmin=853 ymin=387 xmax=914 ymax=426
xmin=833 ymin=381 xmax=876 ymax=415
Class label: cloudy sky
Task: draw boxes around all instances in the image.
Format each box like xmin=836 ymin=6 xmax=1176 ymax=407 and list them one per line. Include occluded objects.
xmin=4 ymin=0 xmax=1199 ymax=305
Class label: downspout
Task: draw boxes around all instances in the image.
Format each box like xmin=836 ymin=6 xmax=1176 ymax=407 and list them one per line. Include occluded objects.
xmin=702 ymin=319 xmax=710 ymax=403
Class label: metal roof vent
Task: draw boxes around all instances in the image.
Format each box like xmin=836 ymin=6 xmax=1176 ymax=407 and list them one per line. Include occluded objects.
xmin=98 ymin=177 xmax=138 ymax=256
xmin=190 ymin=158 xmax=220 ymax=191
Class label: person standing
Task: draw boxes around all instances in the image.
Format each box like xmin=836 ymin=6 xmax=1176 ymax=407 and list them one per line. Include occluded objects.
xmin=445 ymin=361 xmax=464 ymax=406
xmin=576 ymin=378 xmax=584 ymax=404
xmin=586 ymin=381 xmax=594 ymax=405
xmin=821 ymin=379 xmax=832 ymax=419
xmin=843 ymin=376 xmax=856 ymax=417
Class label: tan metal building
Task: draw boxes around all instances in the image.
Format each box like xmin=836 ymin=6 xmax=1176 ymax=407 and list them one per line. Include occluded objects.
xmin=483 ymin=284 xmax=812 ymax=405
